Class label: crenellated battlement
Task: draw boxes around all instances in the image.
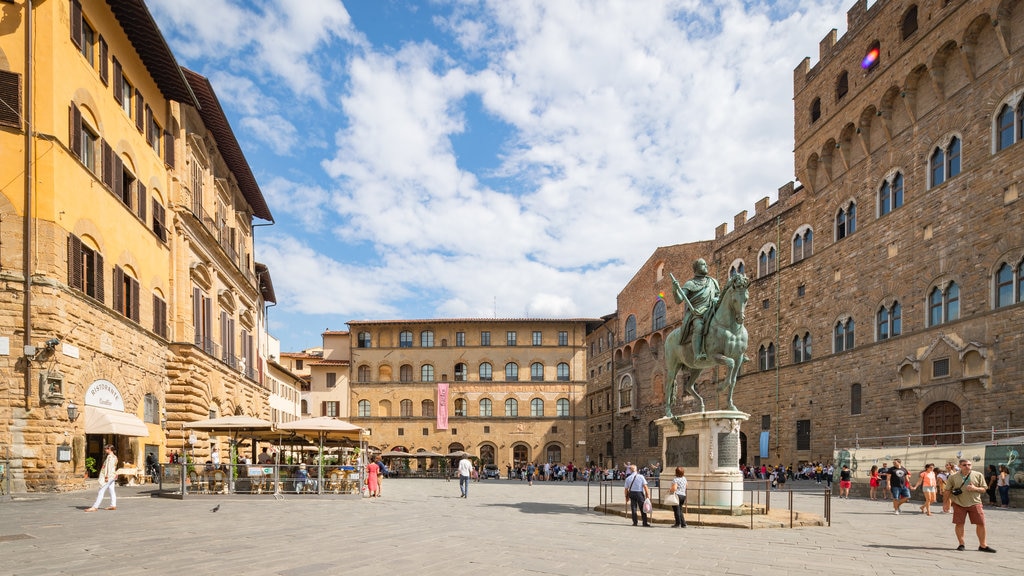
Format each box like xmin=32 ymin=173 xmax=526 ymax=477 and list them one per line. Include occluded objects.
xmin=714 ymin=181 xmax=800 ymax=240
xmin=793 ymin=0 xmax=885 ymax=94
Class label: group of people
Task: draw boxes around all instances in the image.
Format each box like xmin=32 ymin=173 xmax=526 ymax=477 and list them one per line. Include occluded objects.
xmin=506 ymin=461 xmax=582 ymax=482
xmin=622 ymin=464 xmax=688 ymax=528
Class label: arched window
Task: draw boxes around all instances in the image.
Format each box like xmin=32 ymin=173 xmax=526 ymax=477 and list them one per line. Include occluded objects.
xmin=479 ymin=362 xmax=492 ymax=381
xmin=399 ymin=364 xmax=413 ymax=382
xmin=379 ymin=365 xmax=392 ymax=381
xmin=928 ymin=283 xmax=959 ymax=326
xmin=399 ymin=331 xmax=413 ymax=347
xmin=379 ymin=399 xmax=392 ymax=417
xmin=479 ymin=398 xmax=492 ymax=417
xmin=878 ymin=172 xmax=903 ymax=215
xmin=556 ymin=398 xmax=570 ymax=417
xmin=835 ymin=71 xmax=849 ymax=100
xmin=730 ymin=261 xmax=746 ymax=277
xmin=625 ymin=315 xmax=637 ymax=342
xmin=358 ymin=399 xmax=371 ymax=417
xmin=479 ymin=444 xmax=495 ymax=465
xmin=792 ymin=228 xmax=813 ymax=262
xmin=357 ymin=331 xmax=372 ymax=348
xmin=505 ymin=362 xmax=519 ymax=381
xmin=792 ymin=333 xmax=812 ymax=364
xmin=421 ymin=364 xmax=434 ymax=382
xmin=505 ymin=398 xmax=518 ymax=417
xmin=877 ymin=302 xmax=902 ymax=340
xmin=995 ymin=262 xmax=1015 ymax=307
xmin=836 ymin=201 xmax=856 ymax=239
xmin=810 ymin=97 xmax=821 ymax=123
xmin=546 ymin=444 xmax=562 ymax=464
xmin=421 ymin=400 xmax=435 ymax=417
xmin=454 ymin=363 xmax=467 ymax=381
xmin=850 ymin=383 xmax=862 ymax=415
xmin=557 ymin=362 xmax=570 ymax=381
xmin=531 ymin=398 xmax=544 ymax=417
xmin=143 ymin=394 xmax=159 ymax=424
xmin=357 ymin=365 xmax=371 ymax=382
xmin=420 ymin=330 xmax=434 ymax=347
xmin=400 ymin=399 xmax=413 ymax=417
xmin=758 ymin=245 xmax=777 ymax=277
xmin=652 ymin=300 xmax=666 ymax=331
xmin=530 ymin=362 xmax=544 ymax=381
xmin=900 ymin=5 xmax=918 ymax=40
xmin=997 ymin=104 xmax=1015 ymax=151
xmin=930 ymin=138 xmax=961 ymax=187
xmin=454 ymin=398 xmax=467 ymax=417
xmin=300 ymin=399 xmax=308 ymax=415
xmin=834 ymin=318 xmax=855 ymax=352
xmin=758 ymin=343 xmax=775 ymax=370
xmin=618 ymin=375 xmax=633 ymax=409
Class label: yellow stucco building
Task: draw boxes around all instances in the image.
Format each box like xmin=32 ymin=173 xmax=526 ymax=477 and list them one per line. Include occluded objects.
xmin=0 ymin=0 xmax=276 ymax=491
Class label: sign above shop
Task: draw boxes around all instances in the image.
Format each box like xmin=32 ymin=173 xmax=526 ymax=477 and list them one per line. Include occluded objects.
xmin=85 ymin=379 xmax=125 ymax=411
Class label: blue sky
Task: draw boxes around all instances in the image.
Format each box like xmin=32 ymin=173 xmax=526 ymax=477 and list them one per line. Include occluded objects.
xmin=147 ymin=0 xmax=850 ymax=352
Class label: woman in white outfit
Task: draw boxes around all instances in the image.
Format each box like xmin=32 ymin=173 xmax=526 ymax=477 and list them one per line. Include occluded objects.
xmin=85 ymin=444 xmax=118 ymax=512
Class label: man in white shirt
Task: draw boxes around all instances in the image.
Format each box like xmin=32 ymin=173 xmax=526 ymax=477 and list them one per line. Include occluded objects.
xmin=458 ymin=457 xmax=473 ymax=498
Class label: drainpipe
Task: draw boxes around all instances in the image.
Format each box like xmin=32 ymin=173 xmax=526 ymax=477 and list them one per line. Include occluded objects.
xmin=22 ymin=0 xmax=35 ymax=408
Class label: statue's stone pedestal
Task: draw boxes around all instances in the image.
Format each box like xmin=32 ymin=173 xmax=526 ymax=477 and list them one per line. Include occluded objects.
xmin=657 ymin=410 xmax=749 ymax=509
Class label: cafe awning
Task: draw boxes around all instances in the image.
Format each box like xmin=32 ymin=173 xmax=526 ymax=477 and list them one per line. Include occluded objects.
xmin=85 ymin=406 xmax=149 ymax=437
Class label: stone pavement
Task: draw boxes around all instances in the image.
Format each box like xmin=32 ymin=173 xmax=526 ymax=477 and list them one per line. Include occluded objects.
xmin=1 ymin=479 xmax=1019 ymax=575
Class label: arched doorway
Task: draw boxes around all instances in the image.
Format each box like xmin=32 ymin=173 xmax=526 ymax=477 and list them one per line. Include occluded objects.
xmin=479 ymin=444 xmax=495 ymax=465
xmin=923 ymin=401 xmax=961 ymax=444
xmin=513 ymin=443 xmax=530 ymax=466
xmin=545 ymin=443 xmax=562 ymax=464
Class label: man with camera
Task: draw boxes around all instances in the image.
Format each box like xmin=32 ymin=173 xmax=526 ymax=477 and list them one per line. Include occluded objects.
xmin=943 ymin=459 xmax=995 ymax=553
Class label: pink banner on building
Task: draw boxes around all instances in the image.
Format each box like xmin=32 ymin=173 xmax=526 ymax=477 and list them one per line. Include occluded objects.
xmin=436 ymin=382 xmax=449 ymax=430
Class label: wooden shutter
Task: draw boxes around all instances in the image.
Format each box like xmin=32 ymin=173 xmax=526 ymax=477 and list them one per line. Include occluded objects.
xmin=130 ymin=277 xmax=140 ymax=322
xmin=101 ymin=139 xmax=113 ymax=187
xmin=164 ymin=130 xmax=175 ymax=167
xmin=68 ymin=235 xmax=83 ymax=290
xmin=94 ymin=252 xmax=104 ymax=304
xmin=99 ymin=37 xmax=108 ymax=85
xmin=112 ymin=154 xmax=123 ymax=200
xmin=70 ymin=0 xmax=82 ymax=48
xmin=69 ymin=104 xmax=81 ymax=159
xmin=112 ymin=57 xmax=122 ymax=105
xmin=137 ymin=182 xmax=147 ymax=221
xmin=153 ymin=295 xmax=167 ymax=338
xmin=0 ymin=70 xmax=21 ymax=129
xmin=152 ymin=199 xmax=166 ymax=241
xmin=135 ymin=89 xmax=144 ymax=131
xmin=112 ymin=265 xmax=124 ymax=316
xmin=192 ymin=287 xmax=202 ymax=344
xmin=321 ymin=402 xmax=327 ymax=417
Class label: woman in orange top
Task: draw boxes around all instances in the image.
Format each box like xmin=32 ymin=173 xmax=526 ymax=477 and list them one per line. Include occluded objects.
xmin=912 ymin=463 xmax=937 ymax=515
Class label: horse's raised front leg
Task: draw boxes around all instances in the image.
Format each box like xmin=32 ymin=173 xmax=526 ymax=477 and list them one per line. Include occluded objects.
xmin=685 ymin=367 xmax=704 ymax=412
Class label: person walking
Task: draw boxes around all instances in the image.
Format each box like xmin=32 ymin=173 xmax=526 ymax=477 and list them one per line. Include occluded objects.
xmin=670 ymin=467 xmax=687 ymax=528
xmin=940 ymin=462 xmax=956 ymax=513
xmin=85 ymin=445 xmax=118 ymax=512
xmin=458 ymin=456 xmax=473 ymax=498
xmin=911 ymin=463 xmax=937 ymax=515
xmin=888 ymin=459 xmax=911 ymax=514
xmin=943 ymin=459 xmax=995 ymax=552
xmin=869 ymin=465 xmax=880 ymax=500
xmin=623 ymin=464 xmax=651 ymax=527
xmin=366 ymin=459 xmax=380 ymax=498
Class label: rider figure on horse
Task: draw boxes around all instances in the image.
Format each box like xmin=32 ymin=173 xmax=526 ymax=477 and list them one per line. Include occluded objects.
xmin=672 ymin=258 xmax=721 ymax=361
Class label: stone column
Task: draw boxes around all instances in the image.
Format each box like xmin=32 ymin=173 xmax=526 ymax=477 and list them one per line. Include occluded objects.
xmin=657 ymin=410 xmax=748 ymax=510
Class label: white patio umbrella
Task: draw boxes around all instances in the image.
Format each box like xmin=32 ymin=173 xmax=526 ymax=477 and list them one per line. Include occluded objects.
xmin=276 ymin=417 xmax=364 ymax=494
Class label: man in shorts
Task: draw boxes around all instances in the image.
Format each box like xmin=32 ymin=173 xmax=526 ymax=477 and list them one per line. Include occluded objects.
xmin=943 ymin=459 xmax=995 ymax=552
xmin=887 ymin=459 xmax=911 ymax=514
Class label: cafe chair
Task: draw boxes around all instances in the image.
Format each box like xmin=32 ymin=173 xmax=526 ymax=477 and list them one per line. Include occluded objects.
xmin=210 ymin=470 xmax=226 ymax=494
xmin=187 ymin=469 xmax=207 ymax=494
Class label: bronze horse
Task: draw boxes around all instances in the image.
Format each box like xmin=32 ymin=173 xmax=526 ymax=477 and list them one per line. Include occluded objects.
xmin=664 ymin=273 xmax=750 ymax=415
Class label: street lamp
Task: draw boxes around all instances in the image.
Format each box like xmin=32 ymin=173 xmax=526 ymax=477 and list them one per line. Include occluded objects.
xmin=66 ymin=400 xmax=79 ymax=422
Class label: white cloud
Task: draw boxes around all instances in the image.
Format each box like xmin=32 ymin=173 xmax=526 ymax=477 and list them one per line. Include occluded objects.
xmin=240 ymin=115 xmax=299 ymax=155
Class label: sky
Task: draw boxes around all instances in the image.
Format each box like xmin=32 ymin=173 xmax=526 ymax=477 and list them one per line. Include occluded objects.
xmin=147 ymin=0 xmax=852 ymax=352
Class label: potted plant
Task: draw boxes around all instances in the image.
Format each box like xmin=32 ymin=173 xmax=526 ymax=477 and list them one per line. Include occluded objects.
xmin=84 ymin=456 xmax=97 ymax=478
